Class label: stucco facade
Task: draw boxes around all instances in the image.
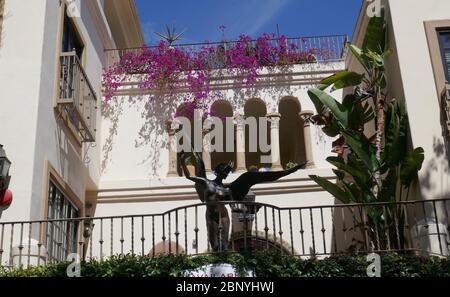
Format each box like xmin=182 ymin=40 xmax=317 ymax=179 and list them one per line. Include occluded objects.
xmin=1 ymin=0 xmax=449 ymax=266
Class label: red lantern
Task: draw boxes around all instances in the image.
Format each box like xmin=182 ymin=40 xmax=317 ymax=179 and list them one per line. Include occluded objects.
xmin=0 ymin=189 xmax=13 ymax=206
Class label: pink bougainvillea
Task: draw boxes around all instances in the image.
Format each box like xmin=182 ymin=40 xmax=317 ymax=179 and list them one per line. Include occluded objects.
xmin=102 ymin=33 xmax=333 ymax=116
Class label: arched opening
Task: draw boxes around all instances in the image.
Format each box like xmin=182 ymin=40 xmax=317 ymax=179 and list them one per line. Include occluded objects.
xmin=244 ymin=98 xmax=270 ymax=170
xmin=175 ymin=103 xmax=202 ymax=176
xmin=148 ymin=241 xmax=185 ymax=257
xmin=231 ymin=232 xmax=293 ymax=255
xmin=210 ymin=100 xmax=236 ymax=172
xmin=279 ymin=97 xmax=306 ymax=168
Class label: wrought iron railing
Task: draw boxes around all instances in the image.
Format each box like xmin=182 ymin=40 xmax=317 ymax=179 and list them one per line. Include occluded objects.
xmin=104 ymin=34 xmax=348 ymax=69
xmin=58 ymin=52 xmax=97 ymax=142
xmin=1 ymin=199 xmax=449 ymax=269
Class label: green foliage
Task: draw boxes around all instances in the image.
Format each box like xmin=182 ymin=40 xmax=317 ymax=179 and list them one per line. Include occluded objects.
xmin=1 ymin=252 xmax=450 ymax=277
xmin=306 ymin=14 xmax=425 ymax=251
xmin=248 ymin=165 xmax=259 ymax=172
xmin=285 ymin=162 xmax=299 ymax=170
xmin=154 ymin=25 xmax=185 ymax=46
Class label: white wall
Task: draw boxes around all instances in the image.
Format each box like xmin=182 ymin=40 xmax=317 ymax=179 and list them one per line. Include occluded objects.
xmin=0 ymin=0 xmax=48 ymax=221
xmin=387 ymin=0 xmax=450 ymax=200
xmin=100 ymin=62 xmax=345 ymax=182
xmin=0 ymin=0 xmax=107 ymax=222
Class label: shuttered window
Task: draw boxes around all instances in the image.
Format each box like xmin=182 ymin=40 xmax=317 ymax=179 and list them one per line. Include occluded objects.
xmin=438 ymin=30 xmax=450 ymax=83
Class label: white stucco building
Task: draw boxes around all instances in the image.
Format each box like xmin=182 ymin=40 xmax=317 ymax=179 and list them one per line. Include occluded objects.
xmin=0 ymin=0 xmax=449 ymax=267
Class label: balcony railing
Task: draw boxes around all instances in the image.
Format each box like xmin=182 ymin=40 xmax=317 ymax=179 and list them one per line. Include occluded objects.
xmin=58 ymin=52 xmax=97 ymax=142
xmin=441 ymin=83 xmax=450 ymax=139
xmin=105 ymin=34 xmax=348 ymax=69
xmin=1 ymin=198 xmax=449 ymax=269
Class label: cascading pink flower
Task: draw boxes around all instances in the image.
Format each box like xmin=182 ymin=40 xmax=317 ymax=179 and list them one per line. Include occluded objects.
xmin=102 ymin=34 xmax=328 ymax=116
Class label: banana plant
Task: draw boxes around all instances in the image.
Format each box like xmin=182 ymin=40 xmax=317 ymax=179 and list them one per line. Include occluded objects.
xmin=306 ymin=12 xmax=425 ymax=251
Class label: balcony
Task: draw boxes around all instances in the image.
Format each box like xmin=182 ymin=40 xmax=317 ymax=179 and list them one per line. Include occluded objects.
xmin=0 ymin=199 xmax=449 ymax=268
xmin=58 ymin=52 xmax=97 ymax=143
xmin=105 ymin=34 xmax=348 ymax=69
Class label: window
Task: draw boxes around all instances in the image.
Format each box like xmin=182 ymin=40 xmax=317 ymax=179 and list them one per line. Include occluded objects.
xmin=46 ymin=180 xmax=80 ymax=262
xmin=438 ymin=30 xmax=450 ymax=83
xmin=61 ymin=12 xmax=83 ymax=58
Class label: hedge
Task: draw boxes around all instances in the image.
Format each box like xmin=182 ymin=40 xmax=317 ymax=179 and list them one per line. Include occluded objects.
xmin=1 ymin=252 xmax=450 ymax=277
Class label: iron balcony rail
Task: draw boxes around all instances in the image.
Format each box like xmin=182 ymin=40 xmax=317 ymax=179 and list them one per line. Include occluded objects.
xmin=104 ymin=34 xmax=349 ymax=69
xmin=1 ymin=198 xmax=449 ymax=269
xmin=58 ymin=51 xmax=97 ymax=142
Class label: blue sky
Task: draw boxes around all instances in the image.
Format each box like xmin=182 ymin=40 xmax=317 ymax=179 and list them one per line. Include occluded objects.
xmin=135 ymin=0 xmax=363 ymax=45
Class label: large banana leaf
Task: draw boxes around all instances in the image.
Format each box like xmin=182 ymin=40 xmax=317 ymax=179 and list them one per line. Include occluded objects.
xmin=383 ymin=99 xmax=407 ymax=168
xmin=341 ymin=129 xmax=379 ymax=172
xmin=309 ymin=175 xmax=351 ymax=204
xmin=317 ymin=71 xmax=363 ymax=91
xmin=378 ymin=168 xmax=397 ymax=202
xmin=347 ymin=43 xmax=370 ymax=74
xmin=326 ymin=156 xmax=372 ymax=188
xmin=362 ymin=12 xmax=386 ymax=54
xmin=308 ymin=88 xmax=349 ymax=128
xmin=400 ymin=147 xmax=425 ymax=186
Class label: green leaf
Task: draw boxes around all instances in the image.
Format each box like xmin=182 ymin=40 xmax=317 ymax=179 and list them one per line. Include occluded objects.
xmin=332 ymin=169 xmax=345 ymax=180
xmin=400 ymin=147 xmax=425 ymax=186
xmin=347 ymin=43 xmax=370 ymax=73
xmin=318 ymin=71 xmax=363 ymax=91
xmin=308 ymin=88 xmax=349 ymax=128
xmin=378 ymin=168 xmax=397 ymax=202
xmin=383 ymin=99 xmax=407 ymax=167
xmin=309 ymin=175 xmax=350 ymax=203
xmin=362 ymin=13 xmax=386 ymax=54
xmin=341 ymin=129 xmax=379 ymax=172
xmin=326 ymin=156 xmax=372 ymax=188
xmin=322 ymin=118 xmax=341 ymax=137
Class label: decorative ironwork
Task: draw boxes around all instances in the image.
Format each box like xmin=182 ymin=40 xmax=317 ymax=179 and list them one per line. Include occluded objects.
xmin=0 ymin=199 xmax=449 ymax=269
xmin=58 ymin=52 xmax=97 ymax=142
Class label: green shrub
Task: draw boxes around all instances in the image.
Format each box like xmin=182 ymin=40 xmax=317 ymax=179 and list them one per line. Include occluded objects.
xmin=1 ymin=252 xmax=449 ymax=277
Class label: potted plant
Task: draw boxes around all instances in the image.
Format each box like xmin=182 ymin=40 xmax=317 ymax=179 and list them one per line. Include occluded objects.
xmin=248 ymin=165 xmax=258 ymax=172
xmin=285 ymin=162 xmax=299 ymax=170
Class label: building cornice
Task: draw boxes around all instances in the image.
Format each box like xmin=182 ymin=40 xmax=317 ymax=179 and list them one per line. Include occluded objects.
xmin=86 ymin=0 xmax=115 ymax=52
xmin=91 ymin=172 xmax=337 ymax=204
xmin=111 ymin=62 xmax=346 ymax=97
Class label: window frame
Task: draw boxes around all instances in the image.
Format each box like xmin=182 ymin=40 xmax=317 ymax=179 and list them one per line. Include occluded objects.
xmin=53 ymin=2 xmax=87 ymax=146
xmin=46 ymin=179 xmax=80 ymax=262
xmin=40 ymin=161 xmax=84 ymax=261
xmin=437 ymin=29 xmax=450 ymax=83
xmin=424 ymin=20 xmax=450 ymax=96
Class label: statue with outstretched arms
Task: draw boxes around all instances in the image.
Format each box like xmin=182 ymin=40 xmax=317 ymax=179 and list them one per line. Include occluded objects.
xmin=179 ymin=150 xmax=306 ymax=252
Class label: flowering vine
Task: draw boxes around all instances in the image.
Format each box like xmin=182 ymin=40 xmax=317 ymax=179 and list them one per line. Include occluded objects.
xmin=102 ymin=32 xmax=333 ymax=117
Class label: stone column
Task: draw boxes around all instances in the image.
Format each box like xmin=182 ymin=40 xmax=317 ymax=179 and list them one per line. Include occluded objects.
xmin=234 ymin=114 xmax=247 ymax=172
xmin=299 ymin=110 xmax=315 ymax=169
xmin=202 ymin=124 xmax=213 ymax=174
xmin=266 ymin=113 xmax=283 ymax=170
xmin=166 ymin=119 xmax=179 ymax=177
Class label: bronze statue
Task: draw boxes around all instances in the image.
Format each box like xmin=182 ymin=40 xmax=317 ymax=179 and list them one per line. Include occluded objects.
xmin=179 ymin=150 xmax=306 ymax=252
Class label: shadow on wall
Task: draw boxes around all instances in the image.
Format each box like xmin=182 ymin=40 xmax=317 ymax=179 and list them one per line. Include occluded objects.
xmin=419 ymin=136 xmax=450 ymax=199
xmin=100 ymin=63 xmax=325 ymax=177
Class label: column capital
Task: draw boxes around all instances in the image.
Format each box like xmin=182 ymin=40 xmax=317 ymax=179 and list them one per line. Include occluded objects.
xmin=299 ymin=110 xmax=314 ymax=127
xmin=234 ymin=114 xmax=246 ymax=129
xmin=266 ymin=112 xmax=281 ymax=120
xmin=266 ymin=112 xmax=281 ymax=129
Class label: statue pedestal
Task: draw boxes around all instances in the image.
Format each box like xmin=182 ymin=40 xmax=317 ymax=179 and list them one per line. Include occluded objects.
xmin=230 ymin=191 xmax=260 ymax=252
